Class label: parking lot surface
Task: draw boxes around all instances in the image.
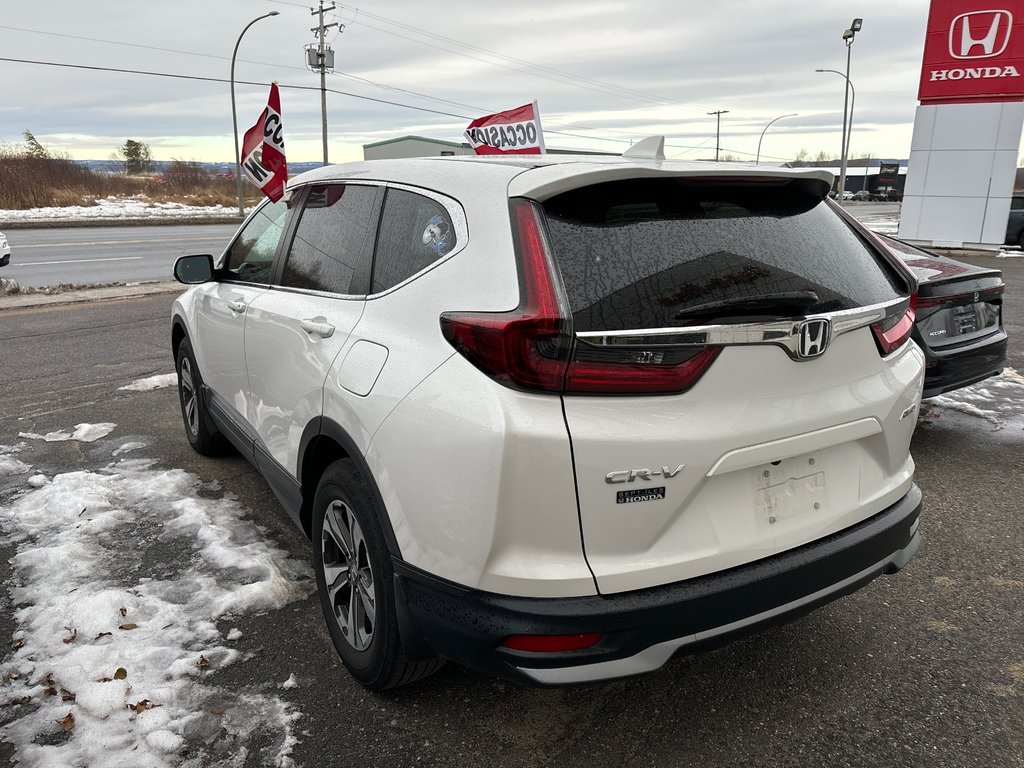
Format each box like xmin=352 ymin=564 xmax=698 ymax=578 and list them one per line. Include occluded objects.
xmin=0 ymin=253 xmax=1021 ymax=767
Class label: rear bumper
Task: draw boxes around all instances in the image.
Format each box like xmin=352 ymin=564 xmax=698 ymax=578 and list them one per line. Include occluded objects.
xmin=395 ymin=484 xmax=922 ymax=685
xmin=918 ymin=328 xmax=1007 ymax=399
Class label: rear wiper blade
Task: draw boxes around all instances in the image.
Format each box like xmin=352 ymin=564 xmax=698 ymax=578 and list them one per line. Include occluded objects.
xmin=671 ymin=291 xmax=819 ymax=320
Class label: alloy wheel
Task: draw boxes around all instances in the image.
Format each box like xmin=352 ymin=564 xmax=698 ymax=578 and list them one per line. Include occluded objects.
xmin=179 ymin=357 xmax=198 ymax=436
xmin=321 ymin=500 xmax=376 ymax=651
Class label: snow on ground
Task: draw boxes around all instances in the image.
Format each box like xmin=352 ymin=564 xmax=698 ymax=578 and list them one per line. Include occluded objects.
xmin=18 ymin=423 xmax=117 ymax=443
xmin=997 ymin=248 xmax=1024 ymax=258
xmin=112 ymin=442 xmax=147 ymax=457
xmin=859 ymin=214 xmax=900 ymax=236
xmin=0 ymin=455 xmax=31 ymax=476
xmin=921 ymin=368 xmax=1024 ymax=437
xmin=118 ymin=374 xmax=178 ymax=393
xmin=0 ymin=196 xmax=237 ymax=223
xmin=0 ymin=443 xmax=313 ymax=767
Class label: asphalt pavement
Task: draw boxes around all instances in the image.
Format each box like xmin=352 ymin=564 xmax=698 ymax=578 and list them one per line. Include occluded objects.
xmin=1 ymin=224 xmax=238 ymax=287
xmin=0 ymin=252 xmax=1021 ymax=767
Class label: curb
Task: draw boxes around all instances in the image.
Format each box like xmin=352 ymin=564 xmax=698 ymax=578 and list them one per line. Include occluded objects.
xmin=0 ymin=281 xmax=183 ymax=311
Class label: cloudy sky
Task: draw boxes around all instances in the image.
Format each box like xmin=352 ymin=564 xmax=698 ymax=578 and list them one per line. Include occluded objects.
xmin=0 ymin=0 xmax=954 ymax=164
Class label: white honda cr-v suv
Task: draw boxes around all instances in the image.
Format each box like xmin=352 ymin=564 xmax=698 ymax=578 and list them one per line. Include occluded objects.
xmin=171 ymin=149 xmax=924 ymax=689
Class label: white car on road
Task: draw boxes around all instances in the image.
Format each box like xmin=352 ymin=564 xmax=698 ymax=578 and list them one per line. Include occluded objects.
xmin=0 ymin=232 xmax=9 ymax=267
xmin=171 ymin=152 xmax=924 ymax=689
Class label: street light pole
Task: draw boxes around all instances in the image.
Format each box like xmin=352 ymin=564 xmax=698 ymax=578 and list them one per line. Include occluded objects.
xmin=756 ymin=113 xmax=797 ymax=165
xmin=708 ymin=110 xmax=729 ymax=161
xmin=231 ymin=11 xmax=279 ymax=218
xmin=816 ymin=68 xmax=857 ymax=200
xmin=823 ymin=18 xmax=862 ymax=205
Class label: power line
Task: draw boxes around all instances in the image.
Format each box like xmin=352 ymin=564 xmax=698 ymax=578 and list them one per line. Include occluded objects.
xmin=0 ymin=56 xmax=792 ymax=161
xmin=331 ymin=4 xmax=717 ymax=115
xmin=0 ymin=21 xmax=784 ymax=157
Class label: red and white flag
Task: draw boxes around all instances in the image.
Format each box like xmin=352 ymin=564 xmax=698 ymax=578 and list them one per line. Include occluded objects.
xmin=464 ymin=101 xmax=545 ymax=155
xmin=241 ymin=82 xmax=287 ymax=202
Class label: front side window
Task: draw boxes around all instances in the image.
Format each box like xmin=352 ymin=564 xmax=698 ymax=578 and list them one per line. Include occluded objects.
xmin=222 ymin=199 xmax=289 ymax=284
xmin=281 ymin=184 xmax=377 ymax=295
xmin=371 ymin=189 xmax=458 ymax=293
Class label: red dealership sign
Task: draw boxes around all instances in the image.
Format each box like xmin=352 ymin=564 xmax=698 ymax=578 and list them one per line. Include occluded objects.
xmin=918 ymin=0 xmax=1024 ymax=103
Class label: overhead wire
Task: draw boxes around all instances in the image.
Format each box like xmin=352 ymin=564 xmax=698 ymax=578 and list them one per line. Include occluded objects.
xmin=0 ymin=52 xmax=790 ymax=160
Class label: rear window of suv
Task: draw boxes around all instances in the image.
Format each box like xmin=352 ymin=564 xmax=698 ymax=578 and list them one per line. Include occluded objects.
xmin=541 ymin=177 xmax=904 ymax=332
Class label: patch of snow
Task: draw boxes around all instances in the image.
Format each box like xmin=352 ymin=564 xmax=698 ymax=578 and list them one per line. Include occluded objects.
xmin=18 ymin=423 xmax=117 ymax=443
xmin=0 ymin=196 xmax=237 ymax=223
xmin=0 ymin=447 xmax=313 ymax=767
xmin=227 ymin=628 xmax=243 ymax=641
xmin=921 ymin=368 xmax=1024 ymax=437
xmin=112 ymin=441 xmax=147 ymax=456
xmin=27 ymin=474 xmax=49 ymax=488
xmin=278 ymin=674 xmax=298 ymax=690
xmin=118 ymin=374 xmax=178 ymax=393
xmin=859 ymin=214 xmax=900 ymax=236
xmin=0 ymin=455 xmax=31 ymax=476
xmin=997 ymin=248 xmax=1024 ymax=258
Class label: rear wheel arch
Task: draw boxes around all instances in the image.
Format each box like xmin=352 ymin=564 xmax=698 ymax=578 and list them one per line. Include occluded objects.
xmin=298 ymin=417 xmax=402 ymax=559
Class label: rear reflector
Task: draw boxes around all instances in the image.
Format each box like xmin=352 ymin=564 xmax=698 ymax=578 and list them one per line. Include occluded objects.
xmin=502 ymin=633 xmax=603 ymax=653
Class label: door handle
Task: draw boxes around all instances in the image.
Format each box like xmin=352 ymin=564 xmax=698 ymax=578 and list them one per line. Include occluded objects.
xmin=300 ymin=318 xmax=336 ymax=338
xmin=227 ymin=300 xmax=247 ymax=313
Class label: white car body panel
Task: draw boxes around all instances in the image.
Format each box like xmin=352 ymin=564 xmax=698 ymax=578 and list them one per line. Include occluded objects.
xmin=369 ymin=353 xmax=594 ymax=598
xmin=192 ymin=282 xmax=268 ymax=421
xmin=245 ymin=289 xmax=364 ymax=473
xmin=562 ymin=332 xmax=924 ymax=594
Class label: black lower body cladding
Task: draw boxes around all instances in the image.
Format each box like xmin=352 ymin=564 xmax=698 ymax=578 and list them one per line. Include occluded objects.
xmin=395 ymin=485 xmax=922 ymax=685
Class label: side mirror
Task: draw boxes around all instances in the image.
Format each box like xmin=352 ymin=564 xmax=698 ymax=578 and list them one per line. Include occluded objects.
xmin=174 ymin=254 xmax=215 ymax=284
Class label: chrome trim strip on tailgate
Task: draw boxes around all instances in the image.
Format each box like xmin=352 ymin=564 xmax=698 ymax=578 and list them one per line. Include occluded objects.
xmin=575 ymin=298 xmax=906 ymax=360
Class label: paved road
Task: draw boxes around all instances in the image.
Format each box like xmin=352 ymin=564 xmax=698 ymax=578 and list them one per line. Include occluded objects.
xmin=0 ymin=254 xmax=1021 ymax=767
xmin=0 ymin=205 xmax=905 ymax=290
xmin=1 ymin=224 xmax=238 ymax=287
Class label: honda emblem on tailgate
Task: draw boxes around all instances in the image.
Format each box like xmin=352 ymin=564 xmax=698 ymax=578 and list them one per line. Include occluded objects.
xmin=950 ymin=10 xmax=1013 ymax=60
xmin=797 ymin=318 xmax=831 ymax=359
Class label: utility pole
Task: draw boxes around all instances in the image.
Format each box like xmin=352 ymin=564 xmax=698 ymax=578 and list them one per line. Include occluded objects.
xmin=708 ymin=110 xmax=729 ymax=162
xmin=308 ymin=1 xmax=339 ymax=166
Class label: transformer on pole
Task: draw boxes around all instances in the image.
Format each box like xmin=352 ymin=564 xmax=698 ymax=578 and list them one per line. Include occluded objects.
xmin=307 ymin=1 xmax=340 ymax=166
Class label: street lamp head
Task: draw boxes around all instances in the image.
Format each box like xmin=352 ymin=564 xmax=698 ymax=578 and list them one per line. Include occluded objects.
xmin=851 ymin=18 xmax=863 ymax=32
xmin=842 ymin=28 xmax=854 ymax=40
xmin=269 ymin=10 xmax=280 ymax=15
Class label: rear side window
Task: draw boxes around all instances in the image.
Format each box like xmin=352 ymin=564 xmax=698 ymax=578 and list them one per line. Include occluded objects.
xmin=371 ymin=189 xmax=457 ymax=293
xmin=281 ymin=184 xmax=376 ymax=295
xmin=542 ymin=178 xmax=904 ymax=332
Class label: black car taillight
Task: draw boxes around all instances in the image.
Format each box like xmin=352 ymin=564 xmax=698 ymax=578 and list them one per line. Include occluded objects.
xmin=440 ymin=199 xmax=719 ymax=394
xmin=871 ymin=293 xmax=916 ymax=356
xmin=916 ymin=283 xmax=1004 ymax=308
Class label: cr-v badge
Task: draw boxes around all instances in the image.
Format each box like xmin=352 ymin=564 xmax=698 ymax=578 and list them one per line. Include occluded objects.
xmin=606 ymin=465 xmax=684 ymax=484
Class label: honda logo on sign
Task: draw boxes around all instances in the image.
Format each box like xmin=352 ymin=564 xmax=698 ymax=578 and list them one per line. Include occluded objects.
xmin=950 ymin=10 xmax=1013 ymax=60
xmin=797 ymin=319 xmax=831 ymax=360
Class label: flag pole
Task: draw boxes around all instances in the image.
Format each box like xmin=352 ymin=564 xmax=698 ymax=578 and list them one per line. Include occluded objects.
xmin=534 ymin=100 xmax=546 ymax=154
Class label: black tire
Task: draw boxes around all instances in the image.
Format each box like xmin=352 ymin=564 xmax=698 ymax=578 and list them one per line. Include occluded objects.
xmin=312 ymin=459 xmax=443 ymax=690
xmin=1017 ymin=229 xmax=1024 ymax=249
xmin=175 ymin=338 xmax=229 ymax=456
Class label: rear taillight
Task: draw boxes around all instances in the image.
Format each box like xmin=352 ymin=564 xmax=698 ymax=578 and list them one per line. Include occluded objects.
xmin=440 ymin=199 xmax=718 ymax=395
xmin=871 ymin=294 xmax=916 ymax=356
xmin=439 ymin=200 xmax=571 ymax=392
xmin=566 ymin=345 xmax=721 ymax=394
xmin=916 ymin=284 xmax=1004 ymax=308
